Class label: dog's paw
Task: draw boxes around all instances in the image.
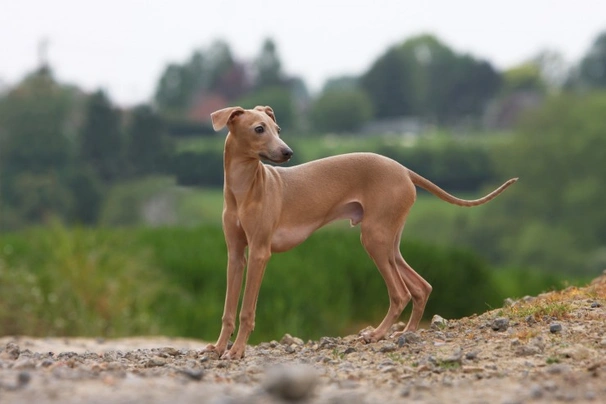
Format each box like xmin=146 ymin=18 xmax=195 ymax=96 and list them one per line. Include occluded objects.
xmin=201 ymin=343 xmax=224 ymax=357
xmin=221 ymin=345 xmax=245 ymax=360
xmin=358 ymin=330 xmax=382 ymax=344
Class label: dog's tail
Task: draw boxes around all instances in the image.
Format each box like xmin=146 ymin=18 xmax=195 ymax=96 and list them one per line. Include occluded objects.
xmin=409 ymin=170 xmax=518 ymax=207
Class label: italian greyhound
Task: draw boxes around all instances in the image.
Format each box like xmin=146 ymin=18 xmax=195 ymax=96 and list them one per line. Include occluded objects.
xmin=204 ymin=105 xmax=517 ymax=359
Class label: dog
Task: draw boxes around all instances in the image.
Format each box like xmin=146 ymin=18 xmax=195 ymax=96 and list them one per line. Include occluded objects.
xmin=203 ymin=105 xmax=517 ymax=359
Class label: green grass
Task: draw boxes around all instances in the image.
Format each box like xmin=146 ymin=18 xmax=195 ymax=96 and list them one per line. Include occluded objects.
xmin=0 ymin=224 xmax=581 ymax=343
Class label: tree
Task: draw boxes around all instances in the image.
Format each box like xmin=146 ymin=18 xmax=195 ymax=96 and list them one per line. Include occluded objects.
xmin=0 ymin=69 xmax=78 ymax=227
xmin=310 ymin=88 xmax=373 ymax=133
xmin=126 ymin=105 xmax=173 ymax=175
xmin=360 ymin=46 xmax=416 ymax=118
xmin=254 ymin=39 xmax=284 ymax=90
xmin=0 ymin=70 xmax=73 ymax=175
xmin=322 ymin=76 xmax=359 ymax=93
xmin=361 ymin=35 xmax=500 ymax=122
xmin=578 ymin=31 xmax=606 ymax=89
xmin=502 ymin=63 xmax=545 ymax=95
xmin=235 ymin=87 xmax=296 ymax=130
xmin=466 ymin=93 xmax=606 ymax=274
xmin=79 ymin=90 xmax=124 ymax=182
xmin=531 ymin=50 xmax=569 ymax=91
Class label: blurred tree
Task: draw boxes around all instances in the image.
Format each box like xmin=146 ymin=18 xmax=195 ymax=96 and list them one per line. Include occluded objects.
xmin=154 ymin=63 xmax=194 ymax=115
xmin=10 ymin=172 xmax=73 ymax=224
xmin=310 ymin=88 xmax=373 ymax=133
xmin=79 ymin=90 xmax=124 ymax=182
xmin=578 ymin=31 xmax=606 ymax=89
xmin=64 ymin=165 xmax=103 ymax=225
xmin=361 ymin=35 xmax=500 ymax=123
xmin=126 ymin=105 xmax=174 ymax=175
xmin=235 ymin=86 xmax=296 ymax=130
xmin=0 ymin=69 xmax=79 ymax=227
xmin=466 ymin=93 xmax=606 ymax=274
xmin=254 ymin=38 xmax=284 ymax=90
xmin=360 ymin=46 xmax=416 ymax=118
xmin=502 ymin=63 xmax=545 ymax=94
xmin=154 ymin=41 xmax=250 ymax=117
xmin=531 ymin=50 xmax=569 ymax=91
xmin=322 ymin=75 xmax=359 ymax=92
xmin=0 ymin=69 xmax=73 ymax=175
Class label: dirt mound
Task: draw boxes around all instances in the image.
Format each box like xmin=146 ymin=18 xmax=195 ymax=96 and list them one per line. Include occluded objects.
xmin=1 ymin=273 xmax=605 ymax=403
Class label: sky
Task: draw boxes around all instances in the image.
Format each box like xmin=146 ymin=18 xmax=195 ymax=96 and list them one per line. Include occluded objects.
xmin=1 ymin=0 xmax=605 ymax=106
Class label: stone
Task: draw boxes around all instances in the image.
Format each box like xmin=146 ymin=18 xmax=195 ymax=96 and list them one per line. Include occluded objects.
xmin=491 ymin=317 xmax=509 ymax=332
xmin=379 ymin=343 xmax=397 ymax=353
xmin=263 ymin=364 xmax=319 ymax=401
xmin=280 ymin=333 xmax=304 ymax=346
xmin=1 ymin=343 xmax=20 ymax=360
xmin=430 ymin=315 xmax=447 ymax=330
xmin=549 ymin=323 xmax=563 ymax=333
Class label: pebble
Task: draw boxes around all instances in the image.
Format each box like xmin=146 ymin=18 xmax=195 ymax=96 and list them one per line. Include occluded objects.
xmin=379 ymin=343 xmax=397 ymax=353
xmin=549 ymin=323 xmax=563 ymax=333
xmin=430 ymin=315 xmax=447 ymax=330
xmin=1 ymin=343 xmax=20 ymax=360
xmin=558 ymin=344 xmax=592 ymax=360
xmin=465 ymin=351 xmax=478 ymax=360
xmin=397 ymin=331 xmax=421 ymax=347
xmin=491 ymin=317 xmax=510 ymax=332
xmin=280 ymin=333 xmax=304 ymax=346
xmin=529 ymin=383 xmax=543 ymax=399
xmin=178 ymin=368 xmax=204 ymax=381
xmin=590 ymin=301 xmax=601 ymax=308
xmin=525 ymin=315 xmax=537 ymax=325
xmin=263 ymin=364 xmax=319 ymax=401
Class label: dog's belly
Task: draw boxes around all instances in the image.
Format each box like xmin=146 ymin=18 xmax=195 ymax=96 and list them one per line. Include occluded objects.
xmin=270 ymin=202 xmax=363 ymax=253
xmin=271 ymin=223 xmax=319 ymax=252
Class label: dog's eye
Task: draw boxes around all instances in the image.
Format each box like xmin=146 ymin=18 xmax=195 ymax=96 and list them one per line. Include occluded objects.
xmin=255 ymin=126 xmax=264 ymax=134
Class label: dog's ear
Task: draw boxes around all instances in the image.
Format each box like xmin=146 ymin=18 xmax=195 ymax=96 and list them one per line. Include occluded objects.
xmin=210 ymin=106 xmax=245 ymax=131
xmin=254 ymin=105 xmax=276 ymax=123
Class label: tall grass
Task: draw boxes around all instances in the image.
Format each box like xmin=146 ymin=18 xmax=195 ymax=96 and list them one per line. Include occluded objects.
xmin=0 ymin=224 xmax=580 ymax=343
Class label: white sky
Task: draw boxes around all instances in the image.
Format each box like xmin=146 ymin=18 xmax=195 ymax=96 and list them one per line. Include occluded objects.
xmin=1 ymin=0 xmax=605 ymax=106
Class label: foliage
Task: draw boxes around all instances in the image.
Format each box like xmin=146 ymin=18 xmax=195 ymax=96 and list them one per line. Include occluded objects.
xmin=79 ymin=90 xmax=124 ymax=182
xmin=360 ymin=44 xmax=416 ymax=118
xmin=502 ymin=63 xmax=546 ymax=94
xmin=360 ymin=34 xmax=501 ymax=123
xmin=377 ymin=137 xmax=497 ymax=192
xmin=170 ymin=150 xmax=224 ymax=187
xmin=578 ymin=31 xmax=606 ymax=89
xmin=0 ymin=224 xmax=577 ymax=343
xmin=464 ymin=92 xmax=606 ymax=274
xmin=0 ymin=224 xmax=168 ymax=337
xmin=126 ymin=104 xmax=174 ymax=175
xmin=254 ymin=38 xmax=284 ymax=90
xmin=235 ymin=86 xmax=296 ymax=130
xmin=154 ymin=40 xmax=250 ymax=116
xmin=0 ymin=69 xmax=81 ymax=228
xmin=310 ymin=88 xmax=373 ymax=133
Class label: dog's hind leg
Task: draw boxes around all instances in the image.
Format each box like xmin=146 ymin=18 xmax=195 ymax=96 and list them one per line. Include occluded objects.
xmin=358 ymin=220 xmax=411 ymax=343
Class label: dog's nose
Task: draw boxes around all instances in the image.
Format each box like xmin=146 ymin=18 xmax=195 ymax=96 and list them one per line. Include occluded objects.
xmin=282 ymin=148 xmax=293 ymax=159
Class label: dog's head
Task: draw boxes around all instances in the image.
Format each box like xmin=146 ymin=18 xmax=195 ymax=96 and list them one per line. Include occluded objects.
xmin=211 ymin=106 xmax=293 ymax=164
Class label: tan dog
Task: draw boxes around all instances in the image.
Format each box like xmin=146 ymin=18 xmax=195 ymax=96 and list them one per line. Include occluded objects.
xmin=204 ymin=105 xmax=517 ymax=359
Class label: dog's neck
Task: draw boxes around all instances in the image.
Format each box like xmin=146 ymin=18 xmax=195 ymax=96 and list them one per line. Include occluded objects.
xmin=223 ymin=134 xmax=267 ymax=201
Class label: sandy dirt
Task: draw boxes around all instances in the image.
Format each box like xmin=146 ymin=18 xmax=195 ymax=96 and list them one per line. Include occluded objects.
xmin=1 ymin=273 xmax=605 ymax=403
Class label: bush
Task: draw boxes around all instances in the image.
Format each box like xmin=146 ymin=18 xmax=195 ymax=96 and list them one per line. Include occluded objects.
xmin=310 ymin=88 xmax=373 ymax=133
xmin=0 ymin=225 xmax=577 ymax=343
xmin=377 ymin=139 xmax=496 ymax=192
xmin=170 ymin=151 xmax=224 ymax=187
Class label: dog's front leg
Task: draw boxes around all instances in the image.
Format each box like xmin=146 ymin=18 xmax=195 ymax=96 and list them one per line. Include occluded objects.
xmin=203 ymin=223 xmax=247 ymax=356
xmin=222 ymin=246 xmax=271 ymax=360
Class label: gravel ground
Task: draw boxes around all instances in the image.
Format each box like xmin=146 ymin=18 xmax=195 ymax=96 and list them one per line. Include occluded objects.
xmin=1 ymin=273 xmax=605 ymax=404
